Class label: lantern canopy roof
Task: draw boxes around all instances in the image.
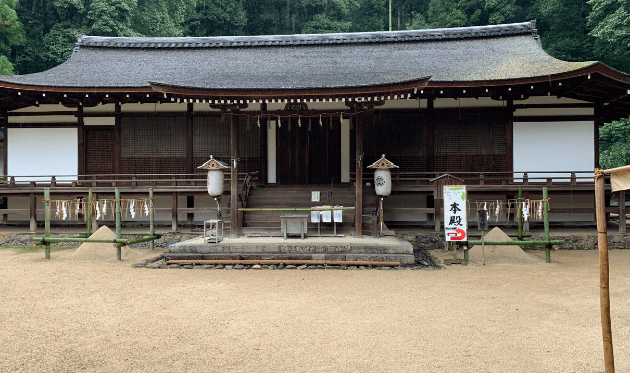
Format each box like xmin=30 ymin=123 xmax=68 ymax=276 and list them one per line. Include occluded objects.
xmin=197 ymin=156 xmax=230 ymax=170
xmin=367 ymin=155 xmax=399 ymax=169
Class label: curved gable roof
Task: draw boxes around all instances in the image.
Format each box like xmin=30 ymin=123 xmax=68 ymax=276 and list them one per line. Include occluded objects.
xmin=0 ymin=20 xmax=591 ymax=91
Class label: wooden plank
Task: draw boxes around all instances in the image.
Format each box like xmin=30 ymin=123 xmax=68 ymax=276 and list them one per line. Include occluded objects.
xmin=354 ymin=113 xmax=363 ymax=237
xmin=231 ymin=113 xmax=239 ymax=237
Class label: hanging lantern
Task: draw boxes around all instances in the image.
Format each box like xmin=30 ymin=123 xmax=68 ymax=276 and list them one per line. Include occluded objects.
xmin=197 ymin=156 xmax=230 ymax=197
xmin=367 ymin=154 xmax=399 ymax=197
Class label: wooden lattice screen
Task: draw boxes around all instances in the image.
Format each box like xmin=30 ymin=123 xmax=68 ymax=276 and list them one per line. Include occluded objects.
xmin=193 ymin=116 xmax=260 ymax=175
xmin=363 ymin=114 xmax=427 ymax=173
xmin=433 ymin=111 xmax=508 ymax=173
xmin=121 ymin=117 xmax=187 ymax=175
xmin=85 ymin=128 xmax=114 ymax=175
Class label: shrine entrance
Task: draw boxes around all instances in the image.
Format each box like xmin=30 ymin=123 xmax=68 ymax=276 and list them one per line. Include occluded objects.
xmin=276 ymin=117 xmax=341 ymax=185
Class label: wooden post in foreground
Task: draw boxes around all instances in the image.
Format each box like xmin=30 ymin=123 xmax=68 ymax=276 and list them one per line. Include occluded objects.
xmin=44 ymin=188 xmax=50 ymax=260
xmin=595 ymin=169 xmax=615 ymax=373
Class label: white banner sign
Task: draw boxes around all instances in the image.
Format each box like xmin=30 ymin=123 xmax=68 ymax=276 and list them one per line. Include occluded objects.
xmin=444 ymin=185 xmax=467 ymax=242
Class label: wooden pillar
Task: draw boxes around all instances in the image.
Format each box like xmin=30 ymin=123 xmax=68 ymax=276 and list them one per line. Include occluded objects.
xmin=230 ymin=113 xmax=240 ymax=237
xmin=594 ymin=107 xmax=601 ymax=169
xmin=354 ymin=112 xmax=363 ymax=237
xmin=29 ymin=192 xmax=36 ymax=232
xmin=2 ymin=121 xmax=7 ymax=225
xmin=186 ymin=103 xmax=194 ymax=225
xmin=595 ymin=171 xmax=615 ymax=373
xmin=260 ymin=103 xmax=268 ymax=185
xmin=506 ymin=99 xmax=514 ymax=174
xmin=77 ymin=106 xmax=85 ymax=177
xmin=426 ymin=98 xmax=434 ymax=173
xmin=113 ymin=102 xmax=121 ymax=174
xmin=171 ymin=192 xmax=178 ymax=232
xmin=619 ymin=190 xmax=626 ymax=233
xmin=434 ymin=199 xmax=442 ymax=232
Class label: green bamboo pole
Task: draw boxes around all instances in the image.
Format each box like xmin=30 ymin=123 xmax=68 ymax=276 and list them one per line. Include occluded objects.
xmin=467 ymin=240 xmax=563 ymax=246
xmin=44 ymin=188 xmax=50 ymax=260
xmin=149 ymin=188 xmax=155 ymax=250
xmin=543 ymin=187 xmax=551 ymax=263
xmin=439 ymin=232 xmax=532 ymax=237
xmin=115 ymin=187 xmax=122 ymax=261
xmin=127 ymin=236 xmax=161 ymax=245
xmin=86 ymin=188 xmax=92 ymax=237
xmin=518 ymin=187 xmax=523 ymax=240
xmin=463 ymin=248 xmax=469 ymax=263
xmin=34 ymin=237 xmax=129 ymax=244
xmin=238 ymin=207 xmax=355 ymax=211
xmin=389 ymin=0 xmax=392 ymax=31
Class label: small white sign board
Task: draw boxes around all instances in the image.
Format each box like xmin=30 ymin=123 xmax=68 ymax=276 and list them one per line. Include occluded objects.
xmin=311 ymin=191 xmax=320 ymax=202
xmin=444 ymin=185 xmax=467 ymax=242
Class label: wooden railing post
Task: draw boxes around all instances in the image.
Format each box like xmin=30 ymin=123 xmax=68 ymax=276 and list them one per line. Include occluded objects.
xmin=619 ymin=190 xmax=626 ymax=234
xmin=51 ymin=176 xmax=56 ymax=188
xmin=171 ymin=192 xmax=178 ymax=232
xmin=29 ymin=192 xmax=36 ymax=232
xmin=523 ymin=173 xmax=528 ymax=185
xmin=479 ymin=173 xmax=485 ymax=186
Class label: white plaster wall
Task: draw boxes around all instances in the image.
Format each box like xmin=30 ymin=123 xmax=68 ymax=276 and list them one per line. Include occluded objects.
xmin=435 ymin=97 xmax=505 ymax=108
xmin=11 ymin=104 xmax=75 ymax=113
xmin=514 ymin=108 xmax=594 ymax=116
xmin=121 ymin=103 xmax=187 ymax=112
xmin=84 ymin=103 xmax=116 ymax=113
xmin=8 ymin=115 xmax=78 ymax=124
xmin=8 ymin=128 xmax=78 ymax=181
xmin=379 ymin=98 xmax=420 ymax=109
xmin=513 ymin=121 xmax=594 ymax=181
xmin=84 ymin=117 xmax=115 ymax=126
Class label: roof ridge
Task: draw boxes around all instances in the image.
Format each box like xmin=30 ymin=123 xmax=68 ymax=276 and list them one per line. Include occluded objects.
xmin=76 ymin=21 xmax=536 ymax=49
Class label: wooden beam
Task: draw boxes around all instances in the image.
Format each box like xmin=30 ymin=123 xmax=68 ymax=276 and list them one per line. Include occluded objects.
xmin=354 ymin=112 xmax=363 ymax=237
xmin=113 ymin=102 xmax=121 ymax=174
xmin=230 ymin=113 xmax=240 ymax=237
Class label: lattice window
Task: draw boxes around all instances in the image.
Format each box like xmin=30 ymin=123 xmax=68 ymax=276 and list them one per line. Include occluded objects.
xmin=434 ymin=111 xmax=507 ymax=173
xmin=121 ymin=117 xmax=187 ymax=174
xmin=193 ymin=116 xmax=260 ymax=175
xmin=85 ymin=128 xmax=114 ymax=175
xmin=364 ymin=114 xmax=427 ymax=173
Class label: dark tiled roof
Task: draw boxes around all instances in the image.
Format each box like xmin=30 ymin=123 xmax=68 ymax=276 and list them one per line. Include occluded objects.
xmin=0 ymin=21 xmax=591 ymax=90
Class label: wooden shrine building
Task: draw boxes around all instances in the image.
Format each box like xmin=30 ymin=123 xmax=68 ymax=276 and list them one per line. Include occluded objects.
xmin=0 ymin=20 xmax=629 ymax=235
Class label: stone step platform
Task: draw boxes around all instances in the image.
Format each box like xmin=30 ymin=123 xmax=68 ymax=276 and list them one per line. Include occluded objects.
xmin=167 ymin=236 xmax=415 ymax=265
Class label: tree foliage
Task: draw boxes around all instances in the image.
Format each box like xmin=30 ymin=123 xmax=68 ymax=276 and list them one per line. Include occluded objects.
xmin=599 ymin=119 xmax=630 ymax=169
xmin=0 ymin=0 xmax=25 ymax=75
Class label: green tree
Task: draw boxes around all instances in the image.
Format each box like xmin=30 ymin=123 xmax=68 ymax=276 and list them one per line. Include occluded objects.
xmin=588 ymin=0 xmax=630 ymax=72
xmin=186 ymin=0 xmax=247 ymax=36
xmin=600 ymin=119 xmax=630 ymax=169
xmin=0 ymin=0 xmax=25 ymax=74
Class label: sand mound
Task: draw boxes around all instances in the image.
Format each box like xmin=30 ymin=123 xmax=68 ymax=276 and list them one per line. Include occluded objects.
xmin=71 ymin=226 xmax=127 ymax=261
xmin=468 ymin=227 xmax=542 ymax=265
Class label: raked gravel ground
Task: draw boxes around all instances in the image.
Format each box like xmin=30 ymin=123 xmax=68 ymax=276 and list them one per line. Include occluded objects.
xmin=1 ymin=247 xmax=629 ymax=373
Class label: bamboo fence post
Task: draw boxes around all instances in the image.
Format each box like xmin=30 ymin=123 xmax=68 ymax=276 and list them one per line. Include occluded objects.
xmin=543 ymin=187 xmax=551 ymax=263
xmin=115 ymin=187 xmax=122 ymax=260
xmin=149 ymin=188 xmax=155 ymax=250
xmin=44 ymin=188 xmax=50 ymax=260
xmin=86 ymin=188 xmax=92 ymax=237
xmin=595 ymin=169 xmax=615 ymax=373
xmin=517 ymin=187 xmax=523 ymax=240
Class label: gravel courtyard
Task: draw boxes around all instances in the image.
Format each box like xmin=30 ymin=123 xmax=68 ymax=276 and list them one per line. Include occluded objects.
xmin=1 ymin=247 xmax=628 ymax=372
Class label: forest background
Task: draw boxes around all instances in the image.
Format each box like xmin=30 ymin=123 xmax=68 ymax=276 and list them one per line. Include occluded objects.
xmin=0 ymin=0 xmax=628 ymax=168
